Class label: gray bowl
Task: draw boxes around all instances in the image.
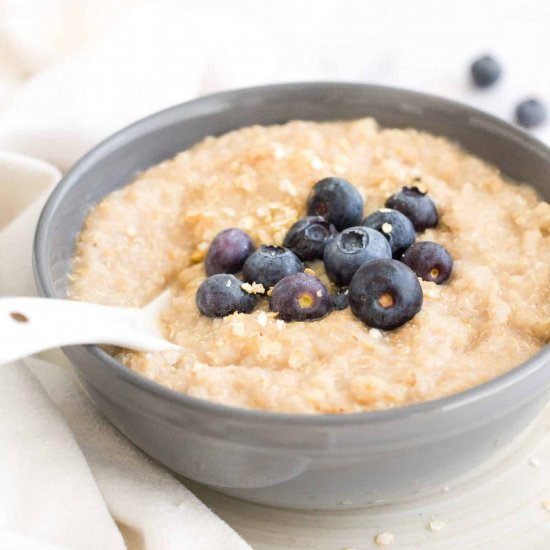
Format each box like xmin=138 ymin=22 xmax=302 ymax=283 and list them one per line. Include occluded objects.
xmin=33 ymin=83 xmax=550 ymax=509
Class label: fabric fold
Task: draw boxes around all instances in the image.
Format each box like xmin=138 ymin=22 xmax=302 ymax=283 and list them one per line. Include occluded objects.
xmin=0 ymin=362 xmax=125 ymax=550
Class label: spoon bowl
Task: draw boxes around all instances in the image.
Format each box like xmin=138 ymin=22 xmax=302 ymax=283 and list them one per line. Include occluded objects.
xmin=0 ymin=288 xmax=177 ymax=365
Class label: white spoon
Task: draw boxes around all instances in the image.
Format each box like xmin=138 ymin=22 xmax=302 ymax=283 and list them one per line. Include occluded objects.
xmin=0 ymin=289 xmax=179 ymax=365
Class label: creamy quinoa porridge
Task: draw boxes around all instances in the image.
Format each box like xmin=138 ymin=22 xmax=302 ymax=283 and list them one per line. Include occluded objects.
xmin=70 ymin=118 xmax=550 ymax=414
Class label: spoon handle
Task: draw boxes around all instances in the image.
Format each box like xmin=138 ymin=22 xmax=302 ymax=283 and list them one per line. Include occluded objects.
xmin=0 ymin=297 xmax=177 ymax=365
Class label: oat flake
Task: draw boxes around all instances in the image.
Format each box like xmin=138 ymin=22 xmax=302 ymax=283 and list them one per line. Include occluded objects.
xmin=311 ymin=156 xmax=323 ymax=170
xmin=375 ymin=532 xmax=394 ymax=546
xmin=126 ymin=225 xmax=138 ymax=237
xmin=427 ymin=518 xmax=445 ymax=531
xmin=231 ymin=322 xmax=246 ymax=337
xmin=241 ymin=282 xmax=265 ymax=294
xmin=70 ymin=118 xmax=550 ymax=415
xmin=279 ymin=178 xmax=297 ymax=196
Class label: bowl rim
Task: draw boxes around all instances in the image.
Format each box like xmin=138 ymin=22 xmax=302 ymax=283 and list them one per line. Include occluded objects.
xmin=33 ymin=81 xmax=550 ymax=426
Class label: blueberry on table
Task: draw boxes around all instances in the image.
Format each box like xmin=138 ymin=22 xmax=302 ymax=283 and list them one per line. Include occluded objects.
xmin=349 ymin=259 xmax=423 ymax=330
xmin=515 ymin=99 xmax=547 ymax=129
xmin=306 ymin=177 xmax=364 ymax=231
xmin=323 ymin=226 xmax=392 ymax=286
xmin=196 ymin=274 xmax=256 ymax=317
xmin=385 ymin=186 xmax=438 ymax=232
xmin=269 ymin=272 xmax=331 ymax=322
xmin=470 ymin=55 xmax=502 ymax=88
xmin=283 ymin=216 xmax=338 ymax=260
xmin=243 ymin=245 xmax=304 ymax=288
xmin=332 ymin=288 xmax=350 ymax=311
xmin=362 ymin=208 xmax=416 ymax=258
xmin=205 ymin=228 xmax=256 ymax=275
xmin=401 ymin=241 xmax=453 ymax=284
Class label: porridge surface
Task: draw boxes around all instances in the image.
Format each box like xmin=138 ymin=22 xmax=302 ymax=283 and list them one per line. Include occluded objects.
xmin=70 ymin=118 xmax=550 ymax=414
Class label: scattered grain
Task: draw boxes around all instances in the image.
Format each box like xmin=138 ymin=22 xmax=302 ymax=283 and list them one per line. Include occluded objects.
xmin=311 ymin=156 xmax=324 ymax=170
xmin=375 ymin=532 xmax=394 ymax=546
xmin=126 ymin=225 xmax=138 ymax=237
xmin=427 ymin=518 xmax=445 ymax=531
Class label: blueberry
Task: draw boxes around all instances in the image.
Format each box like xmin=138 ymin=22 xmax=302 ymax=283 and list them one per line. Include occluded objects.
xmin=362 ymin=208 xmax=416 ymax=257
xmin=196 ymin=274 xmax=256 ymax=317
xmin=332 ymin=288 xmax=349 ymax=311
xmin=205 ymin=228 xmax=256 ymax=276
xmin=269 ymin=272 xmax=331 ymax=322
xmin=401 ymin=241 xmax=453 ymax=284
xmin=385 ymin=186 xmax=438 ymax=231
xmin=283 ymin=216 xmax=338 ymax=260
xmin=349 ymin=259 xmax=423 ymax=330
xmin=243 ymin=245 xmax=304 ymax=288
xmin=470 ymin=55 xmax=502 ymax=88
xmin=306 ymin=177 xmax=364 ymax=231
xmin=515 ymin=98 xmax=547 ymax=129
xmin=323 ymin=226 xmax=392 ymax=286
